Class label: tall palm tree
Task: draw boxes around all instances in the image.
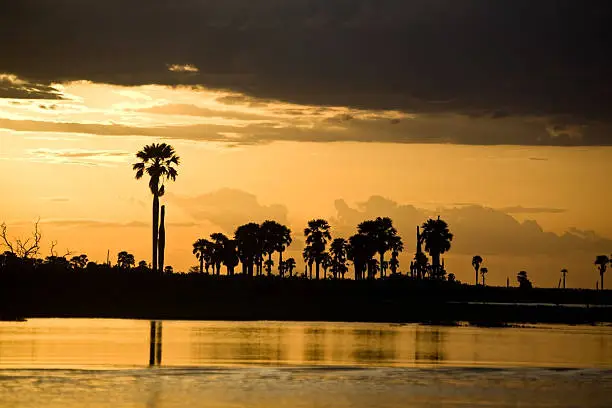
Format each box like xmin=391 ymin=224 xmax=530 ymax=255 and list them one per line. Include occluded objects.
xmin=284 ymin=257 xmax=296 ymax=277
xmin=234 ymin=223 xmax=260 ymax=276
xmin=192 ymin=238 xmax=213 ymax=274
xmin=357 ymin=217 xmax=403 ymax=278
xmin=472 ymin=255 xmax=483 ymax=285
xmin=133 ymin=143 xmax=180 ymax=273
xmin=347 ymin=233 xmax=376 ymax=280
xmin=594 ymin=255 xmax=609 ymax=290
xmin=561 ymin=268 xmax=568 ymax=289
xmin=421 ymin=217 xmax=453 ymax=277
xmin=304 ymin=219 xmax=332 ymax=280
xmin=480 ymin=267 xmax=488 ymax=286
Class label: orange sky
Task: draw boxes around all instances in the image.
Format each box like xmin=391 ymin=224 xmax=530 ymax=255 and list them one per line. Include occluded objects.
xmin=1 ymin=79 xmax=611 ymax=288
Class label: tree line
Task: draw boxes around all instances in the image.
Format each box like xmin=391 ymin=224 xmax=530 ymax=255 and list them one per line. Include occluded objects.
xmin=0 ymin=142 xmax=608 ymax=290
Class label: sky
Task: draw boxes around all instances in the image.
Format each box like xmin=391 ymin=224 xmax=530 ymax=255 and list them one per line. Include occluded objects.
xmin=1 ymin=1 xmax=611 ymax=288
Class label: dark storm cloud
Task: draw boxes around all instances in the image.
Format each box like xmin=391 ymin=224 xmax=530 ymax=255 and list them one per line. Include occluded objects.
xmin=2 ymin=1 xmax=611 ymax=144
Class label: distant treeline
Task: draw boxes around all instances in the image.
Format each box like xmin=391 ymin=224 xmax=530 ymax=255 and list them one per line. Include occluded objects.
xmin=1 ymin=270 xmax=610 ymax=323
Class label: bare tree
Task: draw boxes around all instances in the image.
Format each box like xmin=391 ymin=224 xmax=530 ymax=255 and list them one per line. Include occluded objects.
xmin=1 ymin=219 xmax=42 ymax=258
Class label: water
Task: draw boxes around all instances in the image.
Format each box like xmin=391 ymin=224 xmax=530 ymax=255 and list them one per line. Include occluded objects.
xmin=0 ymin=319 xmax=611 ymax=407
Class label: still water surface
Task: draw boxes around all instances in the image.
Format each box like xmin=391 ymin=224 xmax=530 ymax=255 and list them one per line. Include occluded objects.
xmin=0 ymin=319 xmax=610 ymax=407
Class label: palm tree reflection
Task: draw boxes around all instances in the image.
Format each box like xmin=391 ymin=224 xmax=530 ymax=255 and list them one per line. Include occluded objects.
xmin=414 ymin=326 xmax=446 ymax=364
xmin=149 ymin=321 xmax=163 ymax=366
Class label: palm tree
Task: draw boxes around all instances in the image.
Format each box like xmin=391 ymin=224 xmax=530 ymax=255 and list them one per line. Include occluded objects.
xmin=421 ymin=217 xmax=453 ymax=277
xmin=561 ymin=268 xmax=568 ymax=289
xmin=347 ymin=233 xmax=376 ymax=280
xmin=594 ymin=255 xmax=609 ymax=290
xmin=234 ymin=223 xmax=260 ymax=276
xmin=303 ymin=246 xmax=315 ymax=279
xmin=480 ymin=267 xmax=488 ymax=286
xmin=357 ymin=217 xmax=403 ymax=278
xmin=447 ymin=273 xmax=456 ymax=283
xmin=259 ymin=221 xmax=292 ymax=277
xmin=329 ymin=238 xmax=349 ymax=279
xmin=472 ymin=255 xmax=483 ymax=285
xmin=210 ymin=232 xmax=229 ymax=276
xmin=321 ymin=252 xmax=332 ymax=279
xmin=413 ymin=251 xmax=429 ymax=279
xmin=264 ymin=259 xmax=274 ymax=275
xmin=192 ymin=238 xmax=213 ymax=274
xmin=284 ymin=257 xmax=296 ymax=277
xmin=304 ymin=219 xmax=332 ymax=280
xmin=221 ymin=239 xmax=239 ymax=276
xmin=133 ymin=143 xmax=180 ymax=273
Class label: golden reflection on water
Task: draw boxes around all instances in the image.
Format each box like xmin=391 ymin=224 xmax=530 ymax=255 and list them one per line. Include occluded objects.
xmin=0 ymin=319 xmax=610 ymax=369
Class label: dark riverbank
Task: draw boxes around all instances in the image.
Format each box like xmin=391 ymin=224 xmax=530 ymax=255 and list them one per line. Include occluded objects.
xmin=1 ymin=271 xmax=610 ymax=323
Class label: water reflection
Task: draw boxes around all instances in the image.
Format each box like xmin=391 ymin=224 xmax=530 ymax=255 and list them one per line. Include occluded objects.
xmin=414 ymin=326 xmax=446 ymax=363
xmin=0 ymin=320 xmax=610 ymax=369
xmin=351 ymin=328 xmax=398 ymax=364
xmin=149 ymin=321 xmax=163 ymax=366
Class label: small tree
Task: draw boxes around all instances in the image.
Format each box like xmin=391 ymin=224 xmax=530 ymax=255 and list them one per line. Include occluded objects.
xmin=472 ymin=255 xmax=483 ymax=285
xmin=594 ymin=256 xmax=609 ymax=290
xmin=117 ymin=251 xmax=135 ymax=269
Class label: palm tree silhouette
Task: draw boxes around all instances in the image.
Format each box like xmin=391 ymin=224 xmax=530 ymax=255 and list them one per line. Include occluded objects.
xmin=472 ymin=255 xmax=483 ymax=285
xmin=594 ymin=255 xmax=609 ymax=290
xmin=192 ymin=238 xmax=213 ymax=274
xmin=264 ymin=259 xmax=274 ymax=275
xmin=421 ymin=217 xmax=453 ymax=278
xmin=413 ymin=251 xmax=429 ymax=279
xmin=560 ymin=268 xmax=568 ymax=289
xmin=222 ymin=239 xmax=239 ymax=276
xmin=480 ymin=267 xmax=488 ymax=286
xmin=303 ymin=246 xmax=315 ymax=279
xmin=348 ymin=233 xmax=376 ymax=280
xmin=284 ymin=257 xmax=296 ymax=277
xmin=304 ymin=219 xmax=332 ymax=280
xmin=133 ymin=143 xmax=180 ymax=273
xmin=329 ymin=238 xmax=349 ymax=279
xmin=321 ymin=252 xmax=332 ymax=279
xmin=260 ymin=221 xmax=292 ymax=277
xmin=234 ymin=223 xmax=260 ymax=277
xmin=210 ymin=233 xmax=229 ymax=276
xmin=357 ymin=217 xmax=403 ymax=278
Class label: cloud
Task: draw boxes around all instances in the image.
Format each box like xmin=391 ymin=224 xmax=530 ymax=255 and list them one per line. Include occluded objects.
xmin=168 ymin=64 xmax=199 ymax=73
xmin=168 ymin=188 xmax=289 ymax=233
xmin=27 ymin=148 xmax=131 ymax=166
xmin=0 ymin=74 xmax=64 ymax=99
xmin=331 ymin=196 xmax=612 ymax=257
xmin=35 ymin=219 xmax=197 ymax=229
xmin=1 ymin=1 xmax=610 ymax=137
xmin=496 ymin=206 xmax=566 ymax=215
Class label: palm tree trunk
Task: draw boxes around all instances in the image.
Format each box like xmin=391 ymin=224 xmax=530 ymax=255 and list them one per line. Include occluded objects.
xmin=278 ymin=250 xmax=283 ymax=277
xmin=268 ymin=252 xmax=272 ymax=276
xmin=475 ymin=268 xmax=478 ymax=285
xmin=152 ymin=193 xmax=159 ymax=273
xmin=199 ymin=257 xmax=203 ymax=273
xmin=602 ymin=272 xmax=605 ymax=290
xmin=316 ymin=261 xmax=320 ymax=280
xmin=380 ymin=253 xmax=384 ymax=278
xmin=158 ymin=205 xmax=165 ymax=274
